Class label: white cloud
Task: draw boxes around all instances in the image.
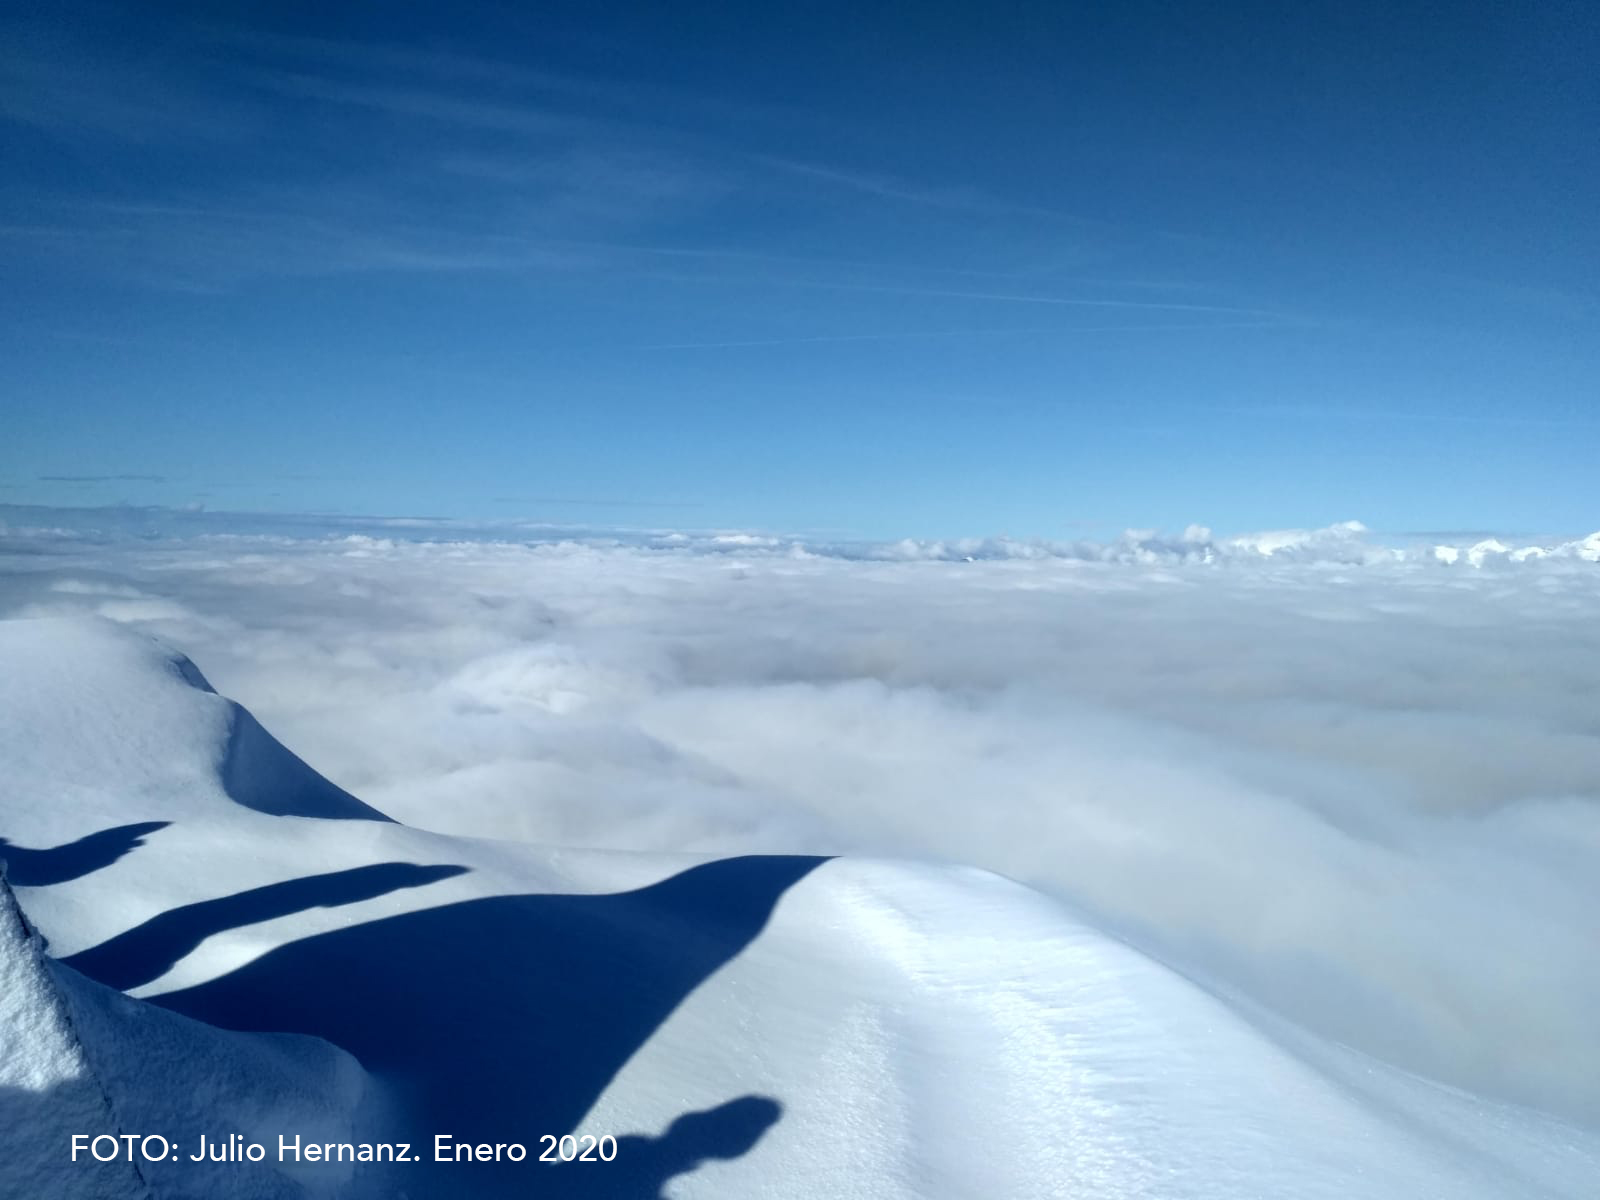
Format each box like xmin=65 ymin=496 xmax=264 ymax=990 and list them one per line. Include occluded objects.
xmin=3 ymin=514 xmax=1600 ymax=1129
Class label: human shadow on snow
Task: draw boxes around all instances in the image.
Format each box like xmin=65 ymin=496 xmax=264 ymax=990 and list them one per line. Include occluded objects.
xmin=0 ymin=821 xmax=170 ymax=887
xmin=61 ymin=861 xmax=470 ymax=990
xmin=133 ymin=854 xmax=826 ymax=1198
xmin=551 ymin=1095 xmax=783 ymax=1199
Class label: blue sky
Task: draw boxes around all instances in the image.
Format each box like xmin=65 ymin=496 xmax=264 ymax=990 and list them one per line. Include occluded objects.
xmin=3 ymin=0 xmax=1596 ymax=538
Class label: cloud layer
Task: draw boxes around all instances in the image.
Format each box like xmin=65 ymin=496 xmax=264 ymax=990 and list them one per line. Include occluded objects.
xmin=3 ymin=512 xmax=1599 ymax=1130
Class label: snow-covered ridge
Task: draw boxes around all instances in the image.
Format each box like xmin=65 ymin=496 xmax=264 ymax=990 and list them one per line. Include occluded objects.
xmin=4 ymin=616 xmax=1600 ymax=1199
xmin=4 ymin=504 xmax=1597 ymax=567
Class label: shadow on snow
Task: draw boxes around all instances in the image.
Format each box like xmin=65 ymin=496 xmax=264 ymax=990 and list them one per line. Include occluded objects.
xmin=0 ymin=821 xmax=170 ymax=887
xmin=84 ymin=854 xmax=827 ymax=1198
xmin=171 ymin=652 xmax=390 ymax=822
xmin=219 ymin=704 xmax=392 ymax=822
xmin=61 ymin=861 xmax=470 ymax=990
xmin=553 ymin=1094 xmax=783 ymax=1199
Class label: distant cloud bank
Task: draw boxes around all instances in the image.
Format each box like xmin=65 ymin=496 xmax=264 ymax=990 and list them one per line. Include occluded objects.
xmin=3 ymin=503 xmax=1598 ymax=566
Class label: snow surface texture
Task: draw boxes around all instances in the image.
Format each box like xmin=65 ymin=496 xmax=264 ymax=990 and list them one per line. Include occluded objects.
xmin=0 ymin=868 xmax=370 ymax=1200
xmin=2 ymin=512 xmax=1599 ymax=1198
xmin=0 ymin=873 xmax=147 ymax=1200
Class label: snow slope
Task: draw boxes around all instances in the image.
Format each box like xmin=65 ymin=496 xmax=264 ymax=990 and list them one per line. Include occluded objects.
xmin=2 ymin=616 xmax=1598 ymax=1198
xmin=0 ymin=874 xmax=146 ymax=1200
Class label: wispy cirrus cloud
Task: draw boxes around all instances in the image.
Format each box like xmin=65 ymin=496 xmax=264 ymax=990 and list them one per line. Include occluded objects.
xmin=0 ymin=7 xmax=1275 ymax=322
xmin=253 ymin=71 xmax=594 ymax=138
xmin=1208 ymin=404 xmax=1600 ymax=429
xmin=37 ymin=474 xmax=167 ymax=483
xmin=1 ymin=16 xmax=738 ymax=287
xmin=633 ymin=319 xmax=1293 ymax=350
xmin=0 ymin=22 xmax=257 ymax=142
xmin=778 ymin=278 xmax=1291 ymax=315
xmin=758 ymin=154 xmax=1109 ymax=227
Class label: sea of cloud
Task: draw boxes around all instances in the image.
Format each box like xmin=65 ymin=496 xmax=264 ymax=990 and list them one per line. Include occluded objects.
xmin=3 ymin=507 xmax=1599 ymax=1130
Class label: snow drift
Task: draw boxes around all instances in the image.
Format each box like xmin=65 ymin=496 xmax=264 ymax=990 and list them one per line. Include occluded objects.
xmin=3 ymin=615 xmax=1599 ymax=1198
